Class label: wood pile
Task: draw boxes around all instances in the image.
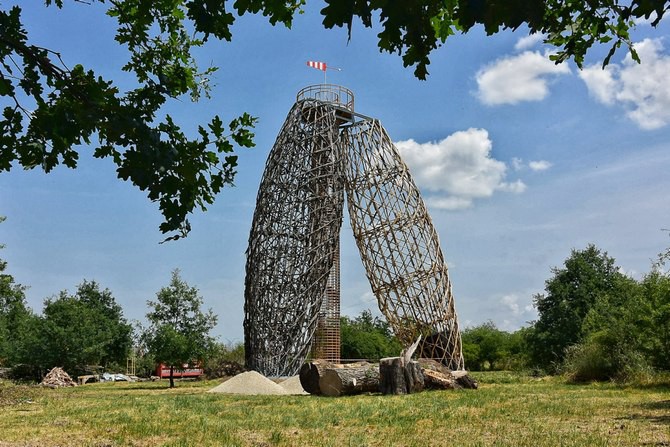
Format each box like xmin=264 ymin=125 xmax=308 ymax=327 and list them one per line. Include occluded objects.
xmin=300 ymin=358 xmax=477 ymax=397
xmin=41 ymin=367 xmax=77 ymax=388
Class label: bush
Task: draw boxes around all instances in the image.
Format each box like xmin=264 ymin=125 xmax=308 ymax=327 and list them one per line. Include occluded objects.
xmin=133 ymin=354 xmax=157 ymax=378
xmin=203 ymin=341 xmax=245 ymax=379
xmin=462 ymin=322 xmax=528 ymax=371
xmin=340 ymin=310 xmax=403 ymax=361
xmin=561 ymin=331 xmax=652 ymax=383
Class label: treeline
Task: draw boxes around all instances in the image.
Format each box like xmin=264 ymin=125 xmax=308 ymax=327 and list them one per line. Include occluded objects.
xmin=340 ymin=310 xmax=403 ymax=361
xmin=0 ymin=275 xmax=133 ymax=379
xmin=0 ymin=246 xmax=241 ymax=385
xmin=3 ymin=234 xmax=670 ymax=384
xmin=463 ymin=244 xmax=670 ymax=381
xmin=340 ymin=244 xmax=670 ymax=382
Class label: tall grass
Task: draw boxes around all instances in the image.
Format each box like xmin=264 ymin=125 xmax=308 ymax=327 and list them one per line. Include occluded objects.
xmin=1 ymin=374 xmax=669 ymax=446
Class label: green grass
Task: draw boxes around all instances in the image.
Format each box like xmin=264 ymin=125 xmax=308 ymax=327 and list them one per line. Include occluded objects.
xmin=1 ymin=374 xmax=669 ymax=446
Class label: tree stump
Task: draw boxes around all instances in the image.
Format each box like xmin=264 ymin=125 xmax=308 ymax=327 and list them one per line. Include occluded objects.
xmin=379 ymin=357 xmax=424 ymax=395
xmin=452 ymin=370 xmax=479 ymax=389
xmin=421 ymin=368 xmax=457 ymax=389
xmin=318 ymin=364 xmax=380 ymax=397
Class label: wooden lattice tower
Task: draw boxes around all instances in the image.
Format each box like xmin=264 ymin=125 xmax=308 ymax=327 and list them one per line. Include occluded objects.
xmin=243 ymin=95 xmax=345 ymax=377
xmin=244 ymin=85 xmax=464 ymax=376
xmin=340 ymin=119 xmax=463 ymax=370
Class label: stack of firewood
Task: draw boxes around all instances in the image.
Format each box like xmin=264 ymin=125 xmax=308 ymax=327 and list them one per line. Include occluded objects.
xmin=40 ymin=367 xmax=77 ymax=388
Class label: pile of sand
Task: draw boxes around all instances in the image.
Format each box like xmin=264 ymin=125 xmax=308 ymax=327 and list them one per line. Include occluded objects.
xmin=208 ymin=371 xmax=290 ymax=395
xmin=208 ymin=371 xmax=308 ymax=395
xmin=277 ymin=376 xmax=308 ymax=395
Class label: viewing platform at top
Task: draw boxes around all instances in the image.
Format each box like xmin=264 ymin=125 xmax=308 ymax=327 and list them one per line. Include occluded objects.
xmin=297 ymin=84 xmax=356 ymax=125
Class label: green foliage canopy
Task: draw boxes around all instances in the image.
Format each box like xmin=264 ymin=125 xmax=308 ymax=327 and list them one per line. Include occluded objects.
xmin=317 ymin=0 xmax=665 ymax=78
xmin=2 ymin=1 xmax=666 ymax=241
xmin=0 ymin=229 xmax=33 ymax=367
xmin=38 ymin=280 xmax=133 ymax=373
xmin=563 ymin=269 xmax=670 ymax=381
xmin=340 ymin=309 xmax=402 ymax=360
xmin=641 ymin=270 xmax=670 ymax=368
xmin=527 ymin=244 xmax=630 ymax=371
xmin=1 ymin=1 xmax=259 ymax=241
xmin=461 ymin=321 xmax=526 ymax=371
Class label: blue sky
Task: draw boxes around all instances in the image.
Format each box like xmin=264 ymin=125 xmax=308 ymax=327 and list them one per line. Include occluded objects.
xmin=2 ymin=2 xmax=670 ymax=343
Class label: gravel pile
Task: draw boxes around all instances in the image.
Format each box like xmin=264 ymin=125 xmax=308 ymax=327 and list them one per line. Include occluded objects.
xmin=208 ymin=371 xmax=290 ymax=395
xmin=41 ymin=367 xmax=76 ymax=388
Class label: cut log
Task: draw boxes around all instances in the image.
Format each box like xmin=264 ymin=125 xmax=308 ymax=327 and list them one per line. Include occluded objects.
xmin=379 ymin=357 xmax=424 ymax=395
xmin=300 ymin=361 xmax=374 ymax=395
xmin=418 ymin=358 xmax=478 ymax=390
xmin=299 ymin=360 xmax=335 ymax=395
xmin=319 ymin=364 xmax=380 ymax=397
xmin=404 ymin=361 xmax=424 ymax=393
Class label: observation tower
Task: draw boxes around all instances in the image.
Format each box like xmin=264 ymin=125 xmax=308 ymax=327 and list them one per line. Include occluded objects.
xmin=244 ymin=84 xmax=463 ymax=377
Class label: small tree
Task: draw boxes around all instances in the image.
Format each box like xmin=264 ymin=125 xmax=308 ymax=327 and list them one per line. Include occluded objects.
xmin=145 ymin=270 xmax=217 ymax=388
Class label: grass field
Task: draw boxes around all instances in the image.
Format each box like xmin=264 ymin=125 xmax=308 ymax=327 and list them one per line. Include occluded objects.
xmin=1 ymin=372 xmax=669 ymax=447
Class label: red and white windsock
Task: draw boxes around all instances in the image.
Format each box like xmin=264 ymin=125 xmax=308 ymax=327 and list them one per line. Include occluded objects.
xmin=306 ymin=61 xmax=327 ymax=71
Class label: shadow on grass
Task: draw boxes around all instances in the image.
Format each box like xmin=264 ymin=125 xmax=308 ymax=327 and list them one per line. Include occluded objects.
xmin=78 ymin=381 xmax=216 ymax=392
xmin=617 ymin=399 xmax=670 ymax=428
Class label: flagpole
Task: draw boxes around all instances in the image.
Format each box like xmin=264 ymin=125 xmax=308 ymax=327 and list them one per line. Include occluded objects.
xmin=306 ymin=61 xmax=341 ymax=85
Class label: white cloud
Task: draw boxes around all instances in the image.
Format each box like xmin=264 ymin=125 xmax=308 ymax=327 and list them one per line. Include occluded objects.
xmin=579 ymin=38 xmax=670 ymax=130
xmin=510 ymin=158 xmax=553 ymax=172
xmin=579 ymin=65 xmax=619 ymax=105
xmin=528 ymin=160 xmax=553 ymax=171
xmin=396 ymin=128 xmax=526 ymax=210
xmin=498 ymin=179 xmax=527 ymax=193
xmin=500 ymin=294 xmax=536 ymax=318
xmin=476 ymin=51 xmax=571 ymax=105
xmin=501 ymin=294 xmax=521 ymax=315
xmin=425 ymin=196 xmax=473 ymax=211
xmin=514 ymin=33 xmax=546 ymax=51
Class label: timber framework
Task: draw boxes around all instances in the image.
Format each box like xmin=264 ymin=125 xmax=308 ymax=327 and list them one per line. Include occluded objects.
xmin=244 ymin=84 xmax=464 ymax=377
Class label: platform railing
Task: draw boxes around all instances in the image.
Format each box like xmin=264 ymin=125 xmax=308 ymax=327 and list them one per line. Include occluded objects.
xmin=297 ymin=84 xmax=355 ymax=112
